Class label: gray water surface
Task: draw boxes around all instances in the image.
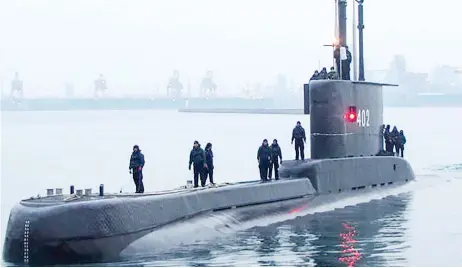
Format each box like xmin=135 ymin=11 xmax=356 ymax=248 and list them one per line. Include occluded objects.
xmin=2 ymin=108 xmax=462 ymax=266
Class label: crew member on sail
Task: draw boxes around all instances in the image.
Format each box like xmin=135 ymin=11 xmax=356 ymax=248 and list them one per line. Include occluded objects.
xmin=334 ymin=45 xmax=352 ymax=80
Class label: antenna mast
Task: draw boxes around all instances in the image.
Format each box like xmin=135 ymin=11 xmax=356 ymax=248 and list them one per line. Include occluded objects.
xmin=337 ymin=0 xmax=347 ymax=47
xmin=356 ymin=0 xmax=365 ymax=81
xmin=352 ymin=0 xmax=358 ymax=80
xmin=336 ymin=0 xmax=366 ymax=81
xmin=334 ymin=0 xmax=339 ymax=41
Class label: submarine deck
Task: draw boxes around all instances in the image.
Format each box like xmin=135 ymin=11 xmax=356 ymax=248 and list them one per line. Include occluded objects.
xmin=19 ymin=180 xmax=270 ymax=207
xmin=20 ymin=155 xmax=414 ymax=208
xmin=3 ymin=156 xmax=415 ymax=265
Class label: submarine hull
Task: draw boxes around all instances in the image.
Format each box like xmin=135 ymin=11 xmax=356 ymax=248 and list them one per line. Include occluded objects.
xmin=2 ymin=171 xmax=413 ymax=266
xmin=2 ymin=179 xmax=318 ymax=265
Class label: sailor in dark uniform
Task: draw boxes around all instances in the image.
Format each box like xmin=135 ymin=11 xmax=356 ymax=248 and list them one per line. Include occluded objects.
xmin=268 ymin=139 xmax=283 ymax=180
xmin=11 ymin=72 xmax=23 ymax=99
xmin=379 ymin=124 xmax=385 ymax=150
xmin=189 ymin=141 xmax=206 ymax=188
xmin=327 ymin=67 xmax=339 ymax=80
xmin=391 ymin=126 xmax=400 ymax=156
xmin=167 ymin=70 xmax=183 ymax=98
xmin=257 ymin=139 xmax=271 ymax=182
xmin=200 ymin=70 xmax=217 ymax=97
xmin=334 ymin=45 xmax=352 ymax=80
xmin=204 ymin=142 xmax=214 ymax=185
xmin=318 ymin=67 xmax=328 ymax=79
xmin=291 ymin=121 xmax=306 ymax=160
xmin=398 ymin=130 xmax=406 ymax=157
xmin=384 ymin=125 xmax=392 ymax=153
xmin=129 ymin=145 xmax=145 ymax=193
xmin=94 ymin=74 xmax=107 ymax=98
xmin=310 ymin=70 xmax=320 ymax=81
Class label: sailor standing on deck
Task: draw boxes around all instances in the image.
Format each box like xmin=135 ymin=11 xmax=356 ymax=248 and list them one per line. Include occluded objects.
xmin=204 ymin=142 xmax=215 ymax=185
xmin=379 ymin=124 xmax=385 ymax=150
xmin=189 ymin=141 xmax=206 ymax=188
xmin=268 ymin=139 xmax=283 ymax=181
xmin=391 ymin=126 xmax=400 ymax=156
xmin=291 ymin=121 xmax=306 ymax=160
xmin=129 ymin=145 xmax=145 ymax=193
xmin=398 ymin=130 xmax=406 ymax=157
xmin=384 ymin=125 xmax=392 ymax=153
xmin=257 ymin=139 xmax=272 ymax=182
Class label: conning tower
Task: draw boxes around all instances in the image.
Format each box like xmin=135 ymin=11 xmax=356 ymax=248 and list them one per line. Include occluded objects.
xmin=304 ymin=0 xmax=387 ymax=159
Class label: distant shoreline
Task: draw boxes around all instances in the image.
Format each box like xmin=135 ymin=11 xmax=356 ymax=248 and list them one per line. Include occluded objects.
xmin=1 ymin=96 xmax=461 ymax=112
xmin=178 ymin=108 xmax=304 ymax=114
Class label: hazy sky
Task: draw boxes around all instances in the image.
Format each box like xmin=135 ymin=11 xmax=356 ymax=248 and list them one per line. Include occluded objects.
xmin=0 ymin=0 xmax=460 ymax=96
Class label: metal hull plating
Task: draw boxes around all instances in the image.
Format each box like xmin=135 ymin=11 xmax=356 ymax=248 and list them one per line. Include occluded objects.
xmin=279 ymin=157 xmax=414 ymax=194
xmin=3 ymin=179 xmax=317 ymax=265
xmin=2 ymin=175 xmax=413 ymax=266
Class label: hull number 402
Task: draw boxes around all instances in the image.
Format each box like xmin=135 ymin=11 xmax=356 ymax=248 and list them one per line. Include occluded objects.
xmin=357 ymin=109 xmax=370 ymax=127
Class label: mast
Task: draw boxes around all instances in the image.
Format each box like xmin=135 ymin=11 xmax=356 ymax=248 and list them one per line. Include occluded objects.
xmin=357 ymin=0 xmax=365 ymax=81
xmin=352 ymin=0 xmax=358 ymax=80
xmin=336 ymin=0 xmax=366 ymax=81
xmin=334 ymin=0 xmax=339 ymax=42
xmin=337 ymin=0 xmax=347 ymax=47
xmin=334 ymin=0 xmax=339 ymax=71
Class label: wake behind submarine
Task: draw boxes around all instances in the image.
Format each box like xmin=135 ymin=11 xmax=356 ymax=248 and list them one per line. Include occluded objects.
xmin=2 ymin=0 xmax=415 ymax=266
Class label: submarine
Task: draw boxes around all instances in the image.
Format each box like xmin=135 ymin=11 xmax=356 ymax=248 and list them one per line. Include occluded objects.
xmin=2 ymin=0 xmax=415 ymax=266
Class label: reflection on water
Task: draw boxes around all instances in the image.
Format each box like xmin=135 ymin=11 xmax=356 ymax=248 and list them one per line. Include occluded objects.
xmin=339 ymin=223 xmax=362 ymax=267
xmin=97 ymin=193 xmax=411 ymax=267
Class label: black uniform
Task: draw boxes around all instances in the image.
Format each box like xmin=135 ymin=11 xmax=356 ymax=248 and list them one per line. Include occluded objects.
xmin=379 ymin=124 xmax=385 ymax=150
xmin=391 ymin=126 xmax=400 ymax=156
xmin=129 ymin=147 xmax=145 ymax=193
xmin=310 ymin=71 xmax=320 ymax=81
xmin=189 ymin=145 xmax=206 ymax=187
xmin=318 ymin=68 xmax=328 ymax=79
xmin=257 ymin=142 xmax=271 ymax=182
xmin=398 ymin=130 xmax=406 ymax=157
xmin=334 ymin=47 xmax=352 ymax=80
xmin=384 ymin=125 xmax=392 ymax=153
xmin=327 ymin=68 xmax=339 ymax=80
xmin=292 ymin=124 xmax=306 ymax=160
xmin=268 ymin=141 xmax=282 ymax=180
xmin=204 ymin=146 xmax=214 ymax=184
